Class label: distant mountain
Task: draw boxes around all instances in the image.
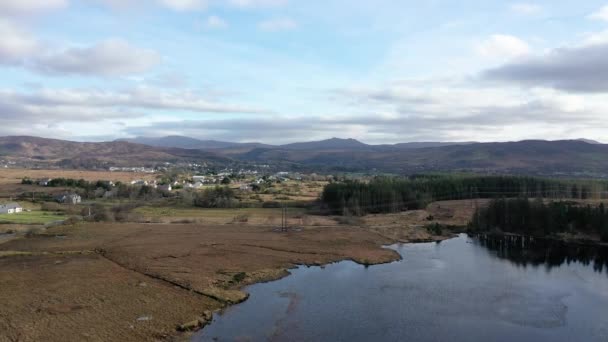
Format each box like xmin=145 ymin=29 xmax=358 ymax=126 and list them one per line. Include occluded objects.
xmin=0 ymin=136 xmax=229 ymax=168
xmin=118 ymin=135 xmax=270 ymax=150
xmin=121 ymin=135 xmax=473 ymax=152
xmin=232 ymin=139 xmax=608 ymax=176
xmin=389 ymin=141 xmax=476 ymax=149
xmin=280 ymin=138 xmax=370 ymax=151
xmin=2 ymin=136 xmax=608 ymax=177
xmin=577 ymin=138 xmax=602 ymax=145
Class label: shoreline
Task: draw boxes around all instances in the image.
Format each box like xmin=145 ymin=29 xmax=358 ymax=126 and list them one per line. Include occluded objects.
xmin=0 ymin=222 xmax=419 ymax=341
xmin=182 ymin=234 xmax=458 ymax=341
xmin=474 ymin=231 xmax=608 ymax=248
xmin=184 ymin=230 xmax=608 ymax=340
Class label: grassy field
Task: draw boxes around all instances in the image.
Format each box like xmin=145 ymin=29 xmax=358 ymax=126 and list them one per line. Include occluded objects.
xmin=0 ymin=169 xmax=156 ymax=185
xmin=0 ymin=211 xmax=68 ymax=225
xmin=135 ymin=206 xmax=306 ymax=217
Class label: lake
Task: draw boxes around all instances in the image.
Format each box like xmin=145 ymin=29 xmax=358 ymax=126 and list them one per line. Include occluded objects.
xmin=194 ymin=234 xmax=608 ymax=342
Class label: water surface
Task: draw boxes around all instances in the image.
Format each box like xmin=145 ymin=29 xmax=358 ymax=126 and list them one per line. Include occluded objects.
xmin=195 ymin=234 xmax=608 ymax=342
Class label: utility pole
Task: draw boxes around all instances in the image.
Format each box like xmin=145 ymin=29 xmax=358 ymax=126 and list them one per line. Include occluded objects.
xmin=470 ymin=188 xmax=474 ymax=209
xmin=281 ymin=203 xmax=287 ymax=232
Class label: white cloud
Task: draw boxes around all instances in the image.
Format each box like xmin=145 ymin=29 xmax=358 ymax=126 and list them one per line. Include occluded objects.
xmin=227 ymin=0 xmax=287 ymax=8
xmin=96 ymin=0 xmax=145 ymax=10
xmin=258 ymin=17 xmax=297 ymax=31
xmin=99 ymin=0 xmax=287 ymax=11
xmin=0 ymin=0 xmax=67 ymax=16
xmin=35 ymin=39 xmax=161 ymax=76
xmin=476 ymin=34 xmax=530 ymax=58
xmin=0 ymin=86 xmax=267 ymax=138
xmin=589 ymin=5 xmax=608 ymax=21
xmin=582 ymin=29 xmax=608 ymax=46
xmin=0 ymin=86 xmax=266 ymax=115
xmin=510 ymin=3 xmax=542 ymax=15
xmin=205 ymin=15 xmax=228 ymax=29
xmin=158 ymin=0 xmax=208 ymax=11
xmin=0 ymin=19 xmax=160 ymax=77
xmin=0 ymin=20 xmax=39 ymax=65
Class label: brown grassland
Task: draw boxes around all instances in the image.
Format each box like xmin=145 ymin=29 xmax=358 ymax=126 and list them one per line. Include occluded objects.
xmin=0 ymin=199 xmax=471 ymax=342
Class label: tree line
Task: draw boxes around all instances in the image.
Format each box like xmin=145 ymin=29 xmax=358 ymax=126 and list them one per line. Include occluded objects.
xmin=321 ymin=175 xmax=608 ymax=215
xmin=20 ymin=177 xmax=169 ymax=201
xmin=469 ymin=198 xmax=608 ymax=242
xmin=22 ymin=177 xmax=113 ymax=191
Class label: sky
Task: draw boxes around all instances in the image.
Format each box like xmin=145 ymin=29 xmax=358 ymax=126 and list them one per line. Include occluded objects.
xmin=2 ymin=0 xmax=608 ymax=144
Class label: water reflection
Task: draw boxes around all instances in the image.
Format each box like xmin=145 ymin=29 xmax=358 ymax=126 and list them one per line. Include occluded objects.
xmin=196 ymin=235 xmax=608 ymax=342
xmin=474 ymin=234 xmax=608 ymax=275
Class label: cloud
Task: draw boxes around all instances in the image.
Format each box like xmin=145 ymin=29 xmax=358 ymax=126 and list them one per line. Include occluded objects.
xmin=121 ymin=81 xmax=608 ymax=144
xmin=0 ymin=20 xmax=39 ymax=65
xmin=0 ymin=32 xmax=161 ymax=77
xmin=482 ymin=43 xmax=608 ymax=92
xmin=510 ymin=3 xmax=542 ymax=15
xmin=4 ymin=80 xmax=604 ymax=144
xmin=583 ymin=29 xmax=608 ymax=45
xmin=589 ymin=5 xmax=608 ymax=21
xmin=227 ymin=0 xmax=287 ymax=8
xmin=0 ymin=0 xmax=67 ymax=16
xmin=0 ymin=89 xmax=137 ymax=124
xmin=99 ymin=0 xmax=287 ymax=11
xmin=476 ymin=34 xmax=530 ymax=58
xmin=1 ymin=86 xmax=266 ymax=114
xmin=33 ymin=39 xmax=161 ymax=76
xmin=0 ymin=85 xmax=268 ymax=138
xmin=204 ymin=15 xmax=228 ymax=29
xmin=158 ymin=0 xmax=208 ymax=11
xmin=258 ymin=17 xmax=297 ymax=31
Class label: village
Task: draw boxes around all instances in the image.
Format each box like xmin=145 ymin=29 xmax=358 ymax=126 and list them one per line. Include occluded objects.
xmin=0 ymin=168 xmax=332 ymax=229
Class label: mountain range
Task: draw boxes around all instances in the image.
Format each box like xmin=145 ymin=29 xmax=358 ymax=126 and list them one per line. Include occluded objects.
xmin=119 ymin=136 xmax=476 ymax=152
xmin=1 ymin=135 xmax=607 ymax=176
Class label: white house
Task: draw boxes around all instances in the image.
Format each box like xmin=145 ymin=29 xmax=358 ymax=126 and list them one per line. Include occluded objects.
xmin=158 ymin=184 xmax=172 ymax=192
xmin=0 ymin=203 xmax=23 ymax=214
xmin=38 ymin=178 xmax=52 ymax=186
xmin=55 ymin=194 xmax=82 ymax=205
xmin=185 ymin=181 xmax=204 ymax=189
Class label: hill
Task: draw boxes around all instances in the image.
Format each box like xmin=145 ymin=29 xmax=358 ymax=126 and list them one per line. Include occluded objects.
xmin=118 ymin=136 xmax=271 ymax=150
xmin=2 ymin=136 xmax=607 ymax=177
xmin=0 ymin=136 xmax=230 ymax=168
xmin=120 ymin=136 xmax=472 ymax=152
xmin=280 ymin=138 xmax=370 ymax=151
xmin=232 ymin=139 xmax=608 ymax=176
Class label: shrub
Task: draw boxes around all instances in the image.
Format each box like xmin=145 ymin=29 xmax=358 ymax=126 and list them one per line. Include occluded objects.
xmin=231 ymin=214 xmax=250 ymax=223
xmin=194 ymin=186 xmax=236 ymax=208
xmin=335 ymin=215 xmax=364 ymax=226
xmin=426 ymin=223 xmax=443 ymax=235
xmin=262 ymin=201 xmax=281 ymax=208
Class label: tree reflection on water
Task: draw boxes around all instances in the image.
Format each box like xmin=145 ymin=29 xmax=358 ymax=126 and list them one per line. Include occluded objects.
xmin=474 ymin=234 xmax=608 ymax=275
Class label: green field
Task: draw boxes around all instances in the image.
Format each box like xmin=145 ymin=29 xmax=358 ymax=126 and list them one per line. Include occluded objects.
xmin=0 ymin=211 xmax=68 ymax=225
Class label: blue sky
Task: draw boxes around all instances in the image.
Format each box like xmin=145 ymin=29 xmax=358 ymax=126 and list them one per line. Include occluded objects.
xmin=2 ymin=0 xmax=608 ymax=143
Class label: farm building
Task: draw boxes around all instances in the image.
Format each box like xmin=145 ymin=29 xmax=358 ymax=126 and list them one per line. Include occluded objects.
xmin=0 ymin=203 xmax=23 ymax=214
xmin=55 ymin=194 xmax=82 ymax=205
